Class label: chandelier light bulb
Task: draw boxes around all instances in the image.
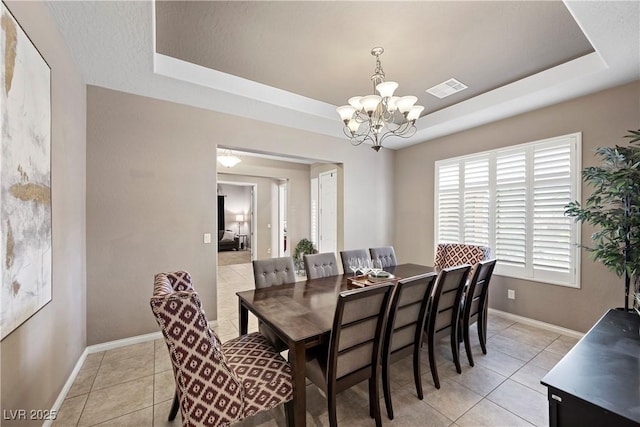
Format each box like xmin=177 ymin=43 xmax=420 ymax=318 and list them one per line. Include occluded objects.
xmin=347 ymin=119 xmax=360 ymax=133
xmin=348 ymin=96 xmax=363 ymax=109
xmin=336 ymin=105 xmax=357 ymax=123
xmin=395 ymin=96 xmax=418 ymax=114
xmin=406 ymin=105 xmax=425 ymax=121
xmin=387 ymin=96 xmax=399 ymax=112
xmin=376 ymin=81 xmax=398 ymax=98
xmin=360 ymin=95 xmax=382 ymax=115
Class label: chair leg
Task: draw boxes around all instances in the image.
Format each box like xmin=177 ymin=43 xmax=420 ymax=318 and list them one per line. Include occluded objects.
xmin=451 ymin=326 xmax=462 ymax=374
xmin=413 ymin=344 xmax=424 ymax=400
xmin=328 ymin=388 xmax=338 ymax=427
xmin=369 ymin=377 xmax=374 ymax=418
xmin=479 ymin=309 xmax=488 ymax=355
xmin=284 ymin=400 xmax=295 ymax=427
xmin=168 ymin=391 xmax=179 ymax=421
xmin=382 ymin=356 xmax=394 ymax=419
xmin=428 ymin=333 xmax=440 ymax=389
xmin=369 ymin=377 xmax=382 ymax=427
xmin=463 ymin=320 xmax=475 ymax=367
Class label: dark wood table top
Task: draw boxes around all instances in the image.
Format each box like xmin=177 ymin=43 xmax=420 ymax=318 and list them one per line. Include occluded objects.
xmin=541 ymin=309 xmax=640 ymax=423
xmin=236 ymin=263 xmax=435 ymax=344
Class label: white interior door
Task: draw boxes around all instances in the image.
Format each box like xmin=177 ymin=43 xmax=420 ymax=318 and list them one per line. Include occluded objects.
xmin=318 ymin=170 xmax=337 ymax=254
xmin=278 ymin=182 xmax=287 ymax=256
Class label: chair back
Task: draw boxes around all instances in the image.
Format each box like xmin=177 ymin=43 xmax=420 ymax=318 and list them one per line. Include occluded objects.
xmin=252 ymin=256 xmax=296 ymax=288
xmin=384 ymin=272 xmax=438 ymax=357
xmin=150 ymin=272 xmax=244 ymax=426
xmin=339 ymin=249 xmax=370 ymax=275
xmin=463 ymin=259 xmax=497 ymax=323
xmin=428 ymin=264 xmax=471 ymax=340
xmin=328 ymin=283 xmax=393 ymax=384
xmin=369 ymin=246 xmax=397 ymax=267
xmin=304 ymin=252 xmax=340 ymax=279
xmin=434 ymin=243 xmax=490 ymax=270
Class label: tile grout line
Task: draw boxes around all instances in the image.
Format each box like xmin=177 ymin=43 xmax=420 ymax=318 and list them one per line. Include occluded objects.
xmin=74 ymin=352 xmax=105 ymax=427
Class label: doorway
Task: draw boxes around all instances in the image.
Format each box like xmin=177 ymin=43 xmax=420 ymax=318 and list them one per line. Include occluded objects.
xmin=217 ymin=182 xmax=256 ymax=265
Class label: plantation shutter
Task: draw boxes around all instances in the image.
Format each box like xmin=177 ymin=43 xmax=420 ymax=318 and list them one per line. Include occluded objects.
xmin=437 ymin=163 xmax=460 ymax=243
xmin=434 ymin=133 xmax=581 ymax=288
xmin=463 ymin=158 xmax=490 ymax=246
xmin=495 ymin=151 xmax=527 ymax=272
xmin=532 ymin=142 xmax=573 ymax=281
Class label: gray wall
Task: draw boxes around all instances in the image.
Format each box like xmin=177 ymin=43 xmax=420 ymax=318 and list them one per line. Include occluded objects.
xmin=86 ymin=86 xmax=394 ymax=345
xmin=0 ymin=2 xmax=87 ymax=425
xmin=395 ymin=80 xmax=640 ymax=333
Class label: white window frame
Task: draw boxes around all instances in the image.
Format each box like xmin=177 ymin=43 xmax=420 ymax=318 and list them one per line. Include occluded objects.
xmin=434 ymin=133 xmax=582 ymax=288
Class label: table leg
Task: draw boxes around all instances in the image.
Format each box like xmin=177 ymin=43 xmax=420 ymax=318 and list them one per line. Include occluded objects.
xmin=238 ymin=300 xmax=248 ymax=336
xmin=289 ymin=342 xmax=307 ymax=427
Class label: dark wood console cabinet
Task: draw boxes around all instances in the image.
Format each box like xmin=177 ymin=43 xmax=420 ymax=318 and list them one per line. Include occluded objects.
xmin=541 ymin=309 xmax=640 ymax=427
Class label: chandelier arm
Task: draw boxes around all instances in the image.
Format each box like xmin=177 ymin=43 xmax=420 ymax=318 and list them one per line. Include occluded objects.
xmin=378 ymin=125 xmax=417 ymax=145
xmin=344 ymin=126 xmax=376 ymax=146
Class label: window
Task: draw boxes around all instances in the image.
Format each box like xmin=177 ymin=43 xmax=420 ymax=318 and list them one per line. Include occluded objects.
xmin=435 ymin=133 xmax=581 ymax=287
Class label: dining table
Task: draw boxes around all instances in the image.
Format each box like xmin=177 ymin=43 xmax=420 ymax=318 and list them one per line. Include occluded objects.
xmin=236 ymin=262 xmax=435 ymax=427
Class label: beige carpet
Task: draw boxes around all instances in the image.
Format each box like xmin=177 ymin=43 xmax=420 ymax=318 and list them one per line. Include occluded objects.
xmin=218 ymin=250 xmax=251 ymax=266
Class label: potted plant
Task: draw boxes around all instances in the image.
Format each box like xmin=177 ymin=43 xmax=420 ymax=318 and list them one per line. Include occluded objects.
xmin=294 ymin=238 xmax=317 ymax=275
xmin=565 ymin=129 xmax=640 ymax=312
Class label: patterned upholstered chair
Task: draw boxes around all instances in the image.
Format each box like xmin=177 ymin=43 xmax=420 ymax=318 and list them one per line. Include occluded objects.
xmin=434 ymin=243 xmax=491 ymax=276
xmin=303 ymin=252 xmax=340 ymax=279
xmin=252 ymin=257 xmax=296 ymax=351
xmin=369 ymin=246 xmax=398 ymax=268
xmin=150 ymin=271 xmax=294 ymax=427
xmin=339 ymin=249 xmax=370 ymax=275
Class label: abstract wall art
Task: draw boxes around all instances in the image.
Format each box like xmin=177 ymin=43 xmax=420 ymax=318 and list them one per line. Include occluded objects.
xmin=1 ymin=2 xmax=52 ymax=340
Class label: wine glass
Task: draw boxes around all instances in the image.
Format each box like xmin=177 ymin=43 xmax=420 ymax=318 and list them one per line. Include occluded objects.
xmin=348 ymin=257 xmax=359 ymax=277
xmin=359 ymin=258 xmax=370 ymax=276
xmin=372 ymin=259 xmax=383 ymax=276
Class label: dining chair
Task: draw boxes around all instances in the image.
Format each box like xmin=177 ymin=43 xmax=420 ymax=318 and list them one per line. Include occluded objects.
xmin=303 ymin=252 xmax=340 ymax=279
xmin=381 ymin=272 xmax=438 ymax=420
xmin=150 ymin=271 xmax=294 ymax=427
xmin=305 ymin=282 xmax=393 ymax=427
xmin=339 ymin=249 xmax=370 ymax=275
xmin=252 ymin=257 xmax=296 ymax=351
xmin=424 ymin=264 xmax=471 ymax=389
xmin=460 ymin=259 xmax=497 ymax=366
xmin=369 ymin=246 xmax=397 ymax=267
xmin=434 ymin=243 xmax=491 ymax=277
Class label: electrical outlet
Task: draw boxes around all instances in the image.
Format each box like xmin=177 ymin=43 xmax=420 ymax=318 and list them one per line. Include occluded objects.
xmin=267 ymin=248 xmax=271 ymax=254
xmin=507 ymin=289 xmax=515 ymax=300
xmin=203 ymin=233 xmax=211 ymax=244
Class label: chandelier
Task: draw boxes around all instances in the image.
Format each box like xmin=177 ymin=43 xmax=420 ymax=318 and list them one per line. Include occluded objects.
xmin=217 ymin=150 xmax=241 ymax=168
xmin=337 ymin=47 xmax=424 ymax=151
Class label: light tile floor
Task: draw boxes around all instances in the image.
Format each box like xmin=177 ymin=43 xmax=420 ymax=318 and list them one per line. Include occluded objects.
xmin=53 ymin=263 xmax=579 ymax=426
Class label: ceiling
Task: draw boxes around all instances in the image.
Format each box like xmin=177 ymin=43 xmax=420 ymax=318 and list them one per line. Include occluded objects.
xmin=46 ymin=1 xmax=640 ymax=150
xmin=155 ymin=1 xmax=593 ymax=115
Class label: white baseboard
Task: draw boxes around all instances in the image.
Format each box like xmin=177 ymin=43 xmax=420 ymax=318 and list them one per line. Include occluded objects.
xmin=44 ymin=320 xmax=220 ymax=426
xmin=86 ymin=330 xmax=163 ymax=353
xmin=86 ymin=320 xmax=219 ymax=353
xmin=489 ymin=308 xmax=584 ymax=339
xmin=42 ymin=347 xmax=88 ymax=427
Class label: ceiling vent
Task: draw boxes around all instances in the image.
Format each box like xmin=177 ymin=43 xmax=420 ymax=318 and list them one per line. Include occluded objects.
xmin=426 ymin=78 xmax=468 ymax=99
